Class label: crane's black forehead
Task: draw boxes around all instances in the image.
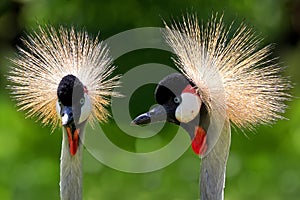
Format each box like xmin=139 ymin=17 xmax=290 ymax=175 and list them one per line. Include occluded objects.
xmin=155 ymin=73 xmax=193 ymax=104
xmin=57 ymin=74 xmax=84 ymax=106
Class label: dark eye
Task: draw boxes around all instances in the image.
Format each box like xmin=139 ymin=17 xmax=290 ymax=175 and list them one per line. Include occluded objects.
xmin=80 ymin=98 xmax=85 ymax=105
xmin=174 ymin=96 xmax=181 ymax=104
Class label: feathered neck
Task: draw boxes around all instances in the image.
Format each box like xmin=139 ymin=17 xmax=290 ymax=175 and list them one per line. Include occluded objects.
xmin=60 ymin=127 xmax=85 ymax=200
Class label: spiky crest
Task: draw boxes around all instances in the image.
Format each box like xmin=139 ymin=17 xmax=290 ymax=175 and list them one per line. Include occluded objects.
xmin=8 ymin=25 xmax=121 ymax=130
xmin=164 ymin=14 xmax=291 ymax=129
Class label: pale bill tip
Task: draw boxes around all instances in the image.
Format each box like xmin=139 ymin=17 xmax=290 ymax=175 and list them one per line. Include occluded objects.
xmin=61 ymin=114 xmax=69 ymax=126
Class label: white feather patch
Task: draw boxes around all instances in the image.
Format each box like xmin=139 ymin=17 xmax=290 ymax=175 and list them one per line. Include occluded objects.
xmin=56 ymin=101 xmax=61 ymax=118
xmin=61 ymin=113 xmax=69 ymax=125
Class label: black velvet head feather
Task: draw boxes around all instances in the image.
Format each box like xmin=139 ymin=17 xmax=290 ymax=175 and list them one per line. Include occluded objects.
xmin=155 ymin=73 xmax=190 ymax=105
xmin=57 ymin=75 xmax=84 ymax=106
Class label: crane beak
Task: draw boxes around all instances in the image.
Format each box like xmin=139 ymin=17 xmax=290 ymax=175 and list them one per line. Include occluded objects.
xmin=61 ymin=106 xmax=73 ymax=126
xmin=61 ymin=106 xmax=80 ymax=156
xmin=131 ymin=105 xmax=167 ymax=125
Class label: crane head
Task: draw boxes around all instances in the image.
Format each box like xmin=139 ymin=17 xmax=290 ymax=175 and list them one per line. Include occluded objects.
xmin=56 ymin=74 xmax=92 ymax=156
xmin=132 ymin=73 xmax=210 ymax=156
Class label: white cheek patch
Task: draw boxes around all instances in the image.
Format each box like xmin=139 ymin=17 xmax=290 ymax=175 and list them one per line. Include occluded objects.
xmin=56 ymin=101 xmax=61 ymax=117
xmin=175 ymin=93 xmax=201 ymax=123
xmin=78 ymin=93 xmax=92 ymax=124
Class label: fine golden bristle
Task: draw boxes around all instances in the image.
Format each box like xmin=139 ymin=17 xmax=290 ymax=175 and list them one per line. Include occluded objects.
xmin=8 ymin=25 xmax=121 ymax=130
xmin=164 ymin=14 xmax=291 ymax=129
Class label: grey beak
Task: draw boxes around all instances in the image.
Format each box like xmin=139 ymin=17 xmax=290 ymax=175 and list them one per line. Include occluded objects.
xmin=131 ymin=105 xmax=167 ymax=125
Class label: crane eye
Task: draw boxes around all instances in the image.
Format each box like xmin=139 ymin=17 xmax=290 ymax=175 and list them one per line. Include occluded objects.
xmin=78 ymin=94 xmax=92 ymax=124
xmin=80 ymin=98 xmax=85 ymax=105
xmin=174 ymin=96 xmax=181 ymax=104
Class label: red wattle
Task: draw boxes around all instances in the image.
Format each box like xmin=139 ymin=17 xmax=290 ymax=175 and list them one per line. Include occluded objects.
xmin=66 ymin=127 xmax=80 ymax=156
xmin=191 ymin=126 xmax=207 ymax=155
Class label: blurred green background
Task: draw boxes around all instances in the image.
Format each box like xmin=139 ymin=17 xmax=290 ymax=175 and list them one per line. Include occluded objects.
xmin=1 ymin=0 xmax=300 ymax=199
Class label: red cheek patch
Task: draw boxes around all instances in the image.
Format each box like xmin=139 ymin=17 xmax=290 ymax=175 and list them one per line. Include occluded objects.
xmin=83 ymin=86 xmax=88 ymax=94
xmin=191 ymin=126 xmax=207 ymax=155
xmin=182 ymin=85 xmax=197 ymax=94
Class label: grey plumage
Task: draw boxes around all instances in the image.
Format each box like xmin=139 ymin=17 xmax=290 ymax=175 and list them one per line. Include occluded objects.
xmin=162 ymin=14 xmax=291 ymax=199
xmin=8 ymin=26 xmax=121 ymax=199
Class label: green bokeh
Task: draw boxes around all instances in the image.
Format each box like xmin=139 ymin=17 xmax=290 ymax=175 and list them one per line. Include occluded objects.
xmin=0 ymin=0 xmax=299 ymax=199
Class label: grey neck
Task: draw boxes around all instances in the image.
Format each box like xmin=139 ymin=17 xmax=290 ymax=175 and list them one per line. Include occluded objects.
xmin=200 ymin=119 xmax=231 ymax=200
xmin=60 ymin=128 xmax=85 ymax=200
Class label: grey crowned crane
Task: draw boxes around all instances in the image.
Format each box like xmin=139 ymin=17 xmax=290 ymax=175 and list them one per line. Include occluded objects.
xmin=132 ymin=14 xmax=291 ymax=200
xmin=8 ymin=26 xmax=121 ymax=200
